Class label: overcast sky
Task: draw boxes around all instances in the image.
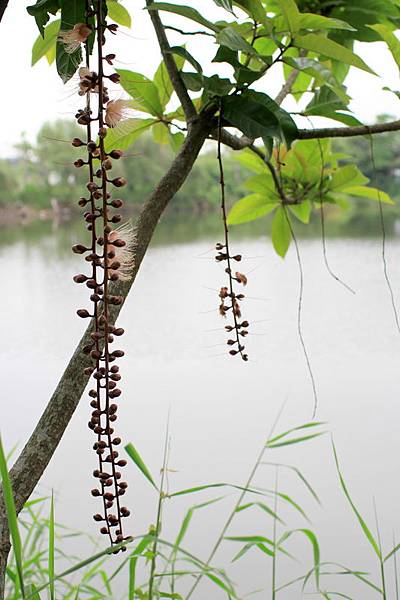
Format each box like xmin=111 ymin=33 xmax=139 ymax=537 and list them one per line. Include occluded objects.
xmin=1 ymin=1 xmax=400 ymax=158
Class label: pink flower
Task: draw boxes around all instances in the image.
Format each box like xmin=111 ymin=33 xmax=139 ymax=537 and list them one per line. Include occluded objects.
xmin=105 ymin=99 xmax=131 ymax=128
xmin=58 ymin=23 xmax=92 ymax=54
xmin=108 ymin=223 xmax=135 ymax=281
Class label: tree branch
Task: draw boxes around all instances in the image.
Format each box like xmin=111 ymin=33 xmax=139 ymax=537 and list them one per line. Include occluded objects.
xmin=297 ymin=120 xmax=400 ymax=139
xmin=0 ymin=0 xmax=9 ymax=23
xmin=146 ymin=0 xmax=197 ymax=122
xmin=0 ymin=112 xmax=214 ymax=596
xmin=274 ymin=68 xmax=300 ymax=106
xmin=217 ymin=119 xmax=400 ymax=159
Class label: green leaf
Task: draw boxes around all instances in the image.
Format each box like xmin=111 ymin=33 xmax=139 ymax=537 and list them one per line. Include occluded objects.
xmin=152 ymin=122 xmax=170 ymax=144
xmin=294 ymin=34 xmax=376 ymax=75
xmin=46 ymin=43 xmax=57 ymax=64
xmin=213 ymin=0 xmax=235 ymax=13
xmin=369 ymin=24 xmax=400 ymax=71
xmin=205 ymin=572 xmax=237 ymax=597
xmin=169 ymin=482 xmax=265 ymax=498
xmin=243 ymin=90 xmax=298 ymax=147
xmin=222 ymin=91 xmax=298 ymax=147
xmin=271 ymin=206 xmax=291 ymax=258
xmin=174 ymin=498 xmax=225 ymax=550
xmin=236 ymin=501 xmax=284 ymax=523
xmin=26 ymin=584 xmax=41 ymax=600
xmin=216 ymin=26 xmax=257 ymax=54
xmin=56 ymin=0 xmax=86 ymax=83
xmin=267 ymin=432 xmax=325 ymax=448
xmin=289 ymin=200 xmax=312 ymax=224
xmin=385 ymin=541 xmax=400 ymax=563
xmin=341 ymin=186 xmax=395 ymax=205
xmin=104 ymin=118 xmax=156 ymax=152
xmin=169 ymin=131 xmax=185 ymax=152
xmin=106 ymin=0 xmax=132 ymax=27
xmin=299 ymin=13 xmax=355 ymax=31
xmin=147 ymin=3 xmax=220 ymax=32
xmin=275 ymin=0 xmax=300 ymax=34
xmin=228 ymin=194 xmax=278 ymax=224
xmin=181 ymin=72 xmax=204 ymax=92
xmin=234 ymin=148 xmax=267 ymax=173
xmin=128 ymin=537 xmax=153 ymax=600
xmin=245 ymin=173 xmax=276 ymax=194
xmin=234 ymin=0 xmax=267 ymax=24
xmin=27 ymin=0 xmax=60 ymax=36
xmin=169 ymin=46 xmax=201 ymax=72
xmin=332 ymin=442 xmax=381 ymax=559
xmin=125 ymin=442 xmax=158 ymax=489
xmin=154 ymin=50 xmax=186 ymax=110
xmin=267 ymin=421 xmax=326 ymax=445
xmin=32 ymin=19 xmax=60 ymax=66
xmin=329 ymin=165 xmax=369 ymax=190
xmin=49 ymin=493 xmax=55 ymax=600
xmin=0 ymin=437 xmax=25 ymax=597
xmin=226 ymin=534 xmax=274 ymax=544
xmin=117 ymin=69 xmax=164 ymax=116
xmin=280 ymin=529 xmax=321 ymax=588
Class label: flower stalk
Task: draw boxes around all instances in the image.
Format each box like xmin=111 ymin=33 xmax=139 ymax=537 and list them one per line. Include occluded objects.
xmin=70 ymin=0 xmax=132 ymax=549
xmin=216 ymin=103 xmax=249 ymax=361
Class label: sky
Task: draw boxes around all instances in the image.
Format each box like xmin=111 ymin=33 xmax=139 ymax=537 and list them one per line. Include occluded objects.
xmin=1 ymin=0 xmax=400 ymax=158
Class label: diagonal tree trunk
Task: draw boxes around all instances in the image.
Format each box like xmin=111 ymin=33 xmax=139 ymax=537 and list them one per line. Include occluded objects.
xmin=0 ymin=1 xmax=9 ymax=23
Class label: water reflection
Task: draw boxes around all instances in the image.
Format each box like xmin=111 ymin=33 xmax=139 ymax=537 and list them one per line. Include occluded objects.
xmin=2 ymin=222 xmax=400 ymax=598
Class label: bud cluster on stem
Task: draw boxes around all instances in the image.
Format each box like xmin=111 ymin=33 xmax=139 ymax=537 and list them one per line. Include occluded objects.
xmin=69 ymin=0 xmax=133 ymax=550
xmin=216 ymin=105 xmax=249 ymax=361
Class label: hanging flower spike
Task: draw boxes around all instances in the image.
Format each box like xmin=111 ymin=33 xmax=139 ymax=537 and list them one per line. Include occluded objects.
xmin=59 ymin=23 xmax=92 ymax=54
xmin=105 ymin=99 xmax=131 ymax=128
xmin=108 ymin=222 xmax=136 ymax=281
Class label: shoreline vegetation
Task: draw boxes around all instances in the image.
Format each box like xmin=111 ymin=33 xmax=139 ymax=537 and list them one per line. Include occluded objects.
xmin=1 ymin=117 xmax=400 ymax=235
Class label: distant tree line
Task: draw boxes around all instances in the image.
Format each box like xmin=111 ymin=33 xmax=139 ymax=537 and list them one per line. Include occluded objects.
xmin=1 ymin=118 xmax=399 ymax=232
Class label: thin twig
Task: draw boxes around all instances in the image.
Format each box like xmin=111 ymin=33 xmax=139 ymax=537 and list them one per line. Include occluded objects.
xmin=283 ymin=208 xmax=318 ymax=418
xmin=309 ymin=123 xmax=356 ymax=295
xmin=145 ymin=0 xmax=197 ymax=122
xmin=368 ymin=134 xmax=400 ymax=333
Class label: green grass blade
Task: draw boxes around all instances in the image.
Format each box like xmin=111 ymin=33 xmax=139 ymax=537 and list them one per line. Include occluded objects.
xmin=26 ymin=584 xmax=41 ymax=599
xmin=169 ymin=482 xmax=264 ymax=498
xmin=332 ymin=442 xmax=381 ymax=558
xmin=0 ymin=435 xmax=25 ymax=597
xmin=235 ymin=501 xmax=284 ymax=524
xmin=125 ymin=442 xmax=157 ymax=489
xmin=263 ymin=462 xmax=321 ymax=505
xmin=385 ymin=541 xmax=400 ymax=563
xmin=175 ymin=497 xmax=225 ymax=548
xmin=267 ymin=432 xmax=326 ymax=448
xmin=34 ymin=539 xmax=133 ymax=595
xmin=49 ymin=492 xmax=55 ymax=600
xmin=267 ymin=422 xmax=326 ymax=446
xmin=128 ymin=537 xmax=153 ymax=599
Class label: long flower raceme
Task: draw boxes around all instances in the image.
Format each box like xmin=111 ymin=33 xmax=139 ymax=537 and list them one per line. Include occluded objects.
xmin=66 ymin=0 xmax=133 ymax=550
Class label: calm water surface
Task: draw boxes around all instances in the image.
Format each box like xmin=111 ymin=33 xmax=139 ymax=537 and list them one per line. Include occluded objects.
xmin=2 ymin=222 xmax=400 ymax=598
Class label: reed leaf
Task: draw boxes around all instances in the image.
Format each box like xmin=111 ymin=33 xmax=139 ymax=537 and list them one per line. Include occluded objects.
xmin=332 ymin=442 xmax=381 ymax=559
xmin=0 ymin=435 xmax=25 ymax=597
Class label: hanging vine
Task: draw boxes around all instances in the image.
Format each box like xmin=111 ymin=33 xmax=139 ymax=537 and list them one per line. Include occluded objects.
xmin=70 ymin=0 xmax=132 ymax=549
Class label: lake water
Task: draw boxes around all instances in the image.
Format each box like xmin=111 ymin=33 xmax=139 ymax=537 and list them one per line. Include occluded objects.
xmin=2 ymin=221 xmax=400 ymax=599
